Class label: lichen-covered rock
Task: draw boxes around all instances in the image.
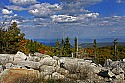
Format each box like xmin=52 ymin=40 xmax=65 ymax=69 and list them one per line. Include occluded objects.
xmin=115 ymin=74 xmax=124 ymax=80
xmin=52 ymin=72 xmax=65 ymax=80
xmin=14 ymin=51 xmax=27 ymax=61
xmin=0 ymin=68 xmax=40 ymax=83
xmin=0 ymin=54 xmax=14 ymax=65
xmin=40 ymin=65 xmax=56 ymax=75
xmin=62 ymin=58 xmax=78 ymax=73
xmin=34 ymin=52 xmax=44 ymax=58
xmin=13 ymin=61 xmax=40 ymax=69
xmin=0 ymin=65 xmax=3 ymax=73
xmin=112 ymin=67 xmax=124 ymax=75
xmin=56 ymin=67 xmax=69 ymax=76
xmin=40 ymin=57 xmax=57 ymax=66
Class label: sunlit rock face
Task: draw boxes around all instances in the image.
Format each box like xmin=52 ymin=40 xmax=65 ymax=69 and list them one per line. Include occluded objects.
xmin=0 ymin=68 xmax=40 ymax=83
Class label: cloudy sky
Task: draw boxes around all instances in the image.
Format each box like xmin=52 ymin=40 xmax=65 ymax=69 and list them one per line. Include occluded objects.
xmin=0 ymin=0 xmax=125 ymax=39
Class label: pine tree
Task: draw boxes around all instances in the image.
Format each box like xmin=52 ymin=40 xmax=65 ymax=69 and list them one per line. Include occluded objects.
xmin=64 ymin=37 xmax=71 ymax=56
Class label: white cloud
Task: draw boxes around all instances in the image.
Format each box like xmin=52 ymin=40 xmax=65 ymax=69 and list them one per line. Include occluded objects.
xmin=60 ymin=0 xmax=101 ymax=15
xmin=116 ymin=0 xmax=124 ymax=3
xmin=51 ymin=15 xmax=77 ymax=23
xmin=6 ymin=5 xmax=27 ymax=11
xmin=9 ymin=0 xmax=38 ymax=5
xmin=14 ymin=14 xmax=17 ymax=16
xmin=84 ymin=13 xmax=99 ymax=18
xmin=28 ymin=3 xmax=62 ymax=17
xmin=11 ymin=20 xmax=21 ymax=24
xmin=2 ymin=9 xmax=13 ymax=15
xmin=51 ymin=13 xmax=99 ymax=23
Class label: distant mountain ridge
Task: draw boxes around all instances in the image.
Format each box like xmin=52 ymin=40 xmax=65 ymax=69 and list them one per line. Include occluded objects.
xmin=79 ymin=42 xmax=125 ymax=48
xmin=33 ymin=38 xmax=125 ymax=46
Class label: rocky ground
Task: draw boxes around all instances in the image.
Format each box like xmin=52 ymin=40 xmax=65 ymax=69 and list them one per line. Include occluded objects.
xmin=0 ymin=51 xmax=125 ymax=83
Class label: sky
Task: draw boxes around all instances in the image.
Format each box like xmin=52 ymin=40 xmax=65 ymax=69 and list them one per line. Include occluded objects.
xmin=0 ymin=0 xmax=125 ymax=40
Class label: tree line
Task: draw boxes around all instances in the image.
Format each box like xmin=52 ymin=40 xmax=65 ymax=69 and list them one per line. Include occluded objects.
xmin=1 ymin=22 xmax=125 ymax=65
xmin=0 ymin=22 xmax=54 ymax=55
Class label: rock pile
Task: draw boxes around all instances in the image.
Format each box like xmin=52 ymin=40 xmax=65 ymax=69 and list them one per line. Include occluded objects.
xmin=0 ymin=52 xmax=125 ymax=83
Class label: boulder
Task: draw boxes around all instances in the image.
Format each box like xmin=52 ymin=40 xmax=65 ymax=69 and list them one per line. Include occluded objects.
xmin=0 ymin=65 xmax=3 ymax=73
xmin=62 ymin=58 xmax=78 ymax=73
xmin=56 ymin=66 xmax=69 ymax=75
xmin=0 ymin=54 xmax=14 ymax=65
xmin=5 ymin=63 xmax=13 ymax=69
xmin=40 ymin=65 xmax=56 ymax=75
xmin=123 ymin=59 xmax=125 ymax=62
xmin=34 ymin=52 xmax=44 ymax=58
xmin=40 ymin=57 xmax=57 ymax=66
xmin=32 ymin=56 xmax=41 ymax=62
xmin=115 ymin=74 xmax=124 ymax=80
xmin=112 ymin=67 xmax=124 ymax=75
xmin=40 ymin=72 xmax=52 ymax=80
xmin=52 ymin=72 xmax=65 ymax=80
xmin=14 ymin=51 xmax=27 ymax=61
xmin=0 ymin=68 xmax=40 ymax=83
xmin=13 ymin=61 xmax=40 ymax=69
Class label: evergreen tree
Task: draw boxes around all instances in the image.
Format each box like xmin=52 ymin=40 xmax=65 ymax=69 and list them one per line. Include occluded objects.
xmin=1 ymin=22 xmax=25 ymax=53
xmin=64 ymin=37 xmax=71 ymax=56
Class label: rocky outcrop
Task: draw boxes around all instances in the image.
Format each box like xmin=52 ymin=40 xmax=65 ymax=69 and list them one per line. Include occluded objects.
xmin=14 ymin=51 xmax=27 ymax=61
xmin=1 ymin=52 xmax=125 ymax=83
xmin=0 ymin=68 xmax=40 ymax=83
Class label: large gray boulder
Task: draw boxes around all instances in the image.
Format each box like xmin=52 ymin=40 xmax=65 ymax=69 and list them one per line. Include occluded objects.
xmin=40 ymin=57 xmax=57 ymax=66
xmin=34 ymin=52 xmax=44 ymax=58
xmin=14 ymin=51 xmax=27 ymax=61
xmin=0 ymin=54 xmax=14 ymax=65
xmin=40 ymin=65 xmax=56 ymax=75
xmin=0 ymin=65 xmax=3 ymax=73
xmin=13 ymin=61 xmax=40 ymax=69
xmin=61 ymin=58 xmax=78 ymax=73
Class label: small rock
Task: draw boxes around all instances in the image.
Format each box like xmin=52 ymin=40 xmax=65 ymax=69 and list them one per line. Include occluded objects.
xmin=5 ymin=63 xmax=13 ymax=69
xmin=112 ymin=67 xmax=124 ymax=75
xmin=0 ymin=65 xmax=3 ymax=73
xmin=115 ymin=74 xmax=124 ymax=80
xmin=52 ymin=72 xmax=65 ymax=80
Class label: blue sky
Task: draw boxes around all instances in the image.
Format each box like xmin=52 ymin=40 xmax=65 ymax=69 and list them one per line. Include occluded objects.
xmin=0 ymin=0 xmax=125 ymax=39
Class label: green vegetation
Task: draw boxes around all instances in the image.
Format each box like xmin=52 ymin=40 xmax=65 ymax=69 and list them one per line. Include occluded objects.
xmin=54 ymin=37 xmax=72 ymax=57
xmin=0 ymin=22 xmax=54 ymax=56
xmin=1 ymin=22 xmax=125 ymax=66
